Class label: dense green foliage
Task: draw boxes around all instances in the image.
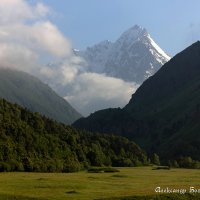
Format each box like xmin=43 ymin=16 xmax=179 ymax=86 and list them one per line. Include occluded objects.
xmin=151 ymin=153 xmax=160 ymax=166
xmin=0 ymin=68 xmax=81 ymax=124
xmin=74 ymin=42 xmax=200 ymax=164
xmin=0 ymin=98 xmax=147 ymax=172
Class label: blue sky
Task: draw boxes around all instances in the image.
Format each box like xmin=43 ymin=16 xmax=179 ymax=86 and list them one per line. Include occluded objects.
xmin=2 ymin=0 xmax=200 ymax=115
xmin=39 ymin=0 xmax=200 ymax=56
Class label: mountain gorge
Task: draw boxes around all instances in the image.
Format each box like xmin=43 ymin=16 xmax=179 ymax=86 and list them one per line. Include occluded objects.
xmin=74 ymin=41 xmax=200 ymax=162
xmin=0 ymin=68 xmax=81 ymax=124
xmin=77 ymin=25 xmax=170 ymax=84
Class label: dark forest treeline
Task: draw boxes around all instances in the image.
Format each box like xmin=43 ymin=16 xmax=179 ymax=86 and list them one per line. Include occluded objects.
xmin=0 ymin=98 xmax=147 ymax=172
xmin=74 ymin=42 xmax=200 ymax=165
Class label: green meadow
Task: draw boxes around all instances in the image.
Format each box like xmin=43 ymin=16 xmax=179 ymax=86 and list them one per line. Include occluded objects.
xmin=0 ymin=167 xmax=200 ymax=200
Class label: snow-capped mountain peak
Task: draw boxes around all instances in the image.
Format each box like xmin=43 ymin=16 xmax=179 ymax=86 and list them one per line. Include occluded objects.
xmin=77 ymin=25 xmax=171 ymax=83
xmin=117 ymin=25 xmax=148 ymax=43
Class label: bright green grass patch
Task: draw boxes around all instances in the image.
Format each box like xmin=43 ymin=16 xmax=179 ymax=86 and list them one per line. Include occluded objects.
xmin=0 ymin=167 xmax=200 ymax=200
xmin=152 ymin=166 xmax=170 ymax=170
xmin=88 ymin=167 xmax=120 ymax=173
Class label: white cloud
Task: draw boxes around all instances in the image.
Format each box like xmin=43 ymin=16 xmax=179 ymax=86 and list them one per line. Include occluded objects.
xmin=0 ymin=22 xmax=71 ymax=59
xmin=35 ymin=2 xmax=50 ymax=17
xmin=0 ymin=42 xmax=38 ymax=72
xmin=31 ymin=21 xmax=72 ymax=57
xmin=0 ymin=0 xmax=138 ymax=116
xmin=0 ymin=0 xmax=50 ymax=24
xmin=0 ymin=0 xmax=72 ymax=72
xmin=64 ymin=73 xmax=139 ymax=116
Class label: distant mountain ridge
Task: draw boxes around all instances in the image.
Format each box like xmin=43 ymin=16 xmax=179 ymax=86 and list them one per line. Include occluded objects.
xmin=77 ymin=25 xmax=170 ymax=83
xmin=74 ymin=41 xmax=200 ymax=161
xmin=0 ymin=68 xmax=81 ymax=124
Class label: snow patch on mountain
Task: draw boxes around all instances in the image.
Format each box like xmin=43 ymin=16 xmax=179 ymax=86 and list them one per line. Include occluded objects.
xmin=77 ymin=25 xmax=171 ymax=84
xmin=147 ymin=34 xmax=170 ymax=64
xmin=77 ymin=40 xmax=112 ymax=73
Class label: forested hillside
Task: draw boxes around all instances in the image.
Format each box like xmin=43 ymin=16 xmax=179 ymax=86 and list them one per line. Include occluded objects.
xmin=0 ymin=68 xmax=81 ymax=124
xmin=74 ymin=42 xmax=200 ymax=164
xmin=0 ymin=98 xmax=147 ymax=172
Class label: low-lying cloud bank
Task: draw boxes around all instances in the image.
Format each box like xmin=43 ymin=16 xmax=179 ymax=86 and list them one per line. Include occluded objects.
xmin=0 ymin=0 xmax=138 ymax=116
xmin=64 ymin=73 xmax=138 ymax=115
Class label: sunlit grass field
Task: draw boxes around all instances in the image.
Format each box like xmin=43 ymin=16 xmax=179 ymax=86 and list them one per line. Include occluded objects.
xmin=0 ymin=167 xmax=200 ymax=200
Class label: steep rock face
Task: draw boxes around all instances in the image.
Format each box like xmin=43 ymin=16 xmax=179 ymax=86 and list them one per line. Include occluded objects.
xmin=0 ymin=68 xmax=81 ymax=124
xmin=77 ymin=40 xmax=112 ymax=73
xmin=125 ymin=41 xmax=200 ymax=113
xmin=77 ymin=25 xmax=170 ymax=84
xmin=74 ymin=41 xmax=200 ymax=161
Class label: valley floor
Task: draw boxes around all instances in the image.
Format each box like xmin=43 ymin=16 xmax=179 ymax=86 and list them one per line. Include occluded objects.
xmin=0 ymin=167 xmax=200 ymax=200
